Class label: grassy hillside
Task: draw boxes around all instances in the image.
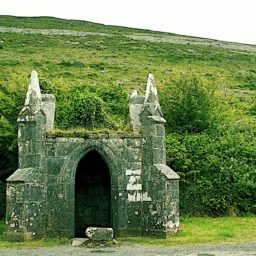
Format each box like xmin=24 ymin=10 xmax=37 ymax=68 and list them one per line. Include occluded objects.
xmin=0 ymin=16 xmax=255 ymax=217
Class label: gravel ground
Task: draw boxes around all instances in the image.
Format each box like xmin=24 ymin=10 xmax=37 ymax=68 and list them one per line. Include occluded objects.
xmin=0 ymin=242 xmax=255 ymax=256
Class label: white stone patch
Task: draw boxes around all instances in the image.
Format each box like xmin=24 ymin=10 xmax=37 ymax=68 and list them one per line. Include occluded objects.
xmin=126 ymin=175 xmax=142 ymax=191
xmin=127 ymin=183 xmax=142 ymax=191
xmin=125 ymin=168 xmax=151 ymax=202
xmin=134 ymin=140 xmax=140 ymax=147
xmin=125 ymin=169 xmax=141 ymax=176
xmin=141 ymin=192 xmax=152 ymax=201
xmin=128 ymin=191 xmax=152 ymax=202
xmin=58 ymin=193 xmax=63 ymax=199
xmin=163 ymin=217 xmax=179 ymax=229
xmin=130 ymin=90 xmax=138 ymax=99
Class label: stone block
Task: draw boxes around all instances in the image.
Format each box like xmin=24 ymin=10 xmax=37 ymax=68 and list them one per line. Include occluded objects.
xmin=85 ymin=227 xmax=113 ymax=241
xmin=72 ymin=238 xmax=89 ymax=246
xmin=24 ymin=232 xmax=33 ymax=241
xmin=46 ymin=157 xmax=64 ymax=175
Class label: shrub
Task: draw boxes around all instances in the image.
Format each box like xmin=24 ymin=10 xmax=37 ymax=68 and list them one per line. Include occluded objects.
xmin=161 ymin=73 xmax=216 ymax=133
xmin=72 ymin=93 xmax=116 ymax=129
xmin=166 ymin=128 xmax=256 ymax=216
xmin=0 ymin=181 xmax=6 ymax=219
xmin=95 ymin=84 xmax=128 ymax=116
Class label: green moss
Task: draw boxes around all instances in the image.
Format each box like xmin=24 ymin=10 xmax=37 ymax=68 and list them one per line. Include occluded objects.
xmin=47 ymin=127 xmax=131 ymax=138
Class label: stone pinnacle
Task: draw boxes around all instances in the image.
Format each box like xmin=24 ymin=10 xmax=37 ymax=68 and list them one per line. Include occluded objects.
xmin=24 ymin=70 xmax=42 ymax=106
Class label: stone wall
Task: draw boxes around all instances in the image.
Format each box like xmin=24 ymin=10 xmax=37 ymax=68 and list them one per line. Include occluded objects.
xmin=5 ymin=71 xmax=180 ymax=241
xmin=44 ymin=134 xmax=144 ymax=237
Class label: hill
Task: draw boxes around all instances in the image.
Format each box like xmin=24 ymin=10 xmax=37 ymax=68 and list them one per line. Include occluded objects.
xmin=0 ymin=15 xmax=255 ymax=217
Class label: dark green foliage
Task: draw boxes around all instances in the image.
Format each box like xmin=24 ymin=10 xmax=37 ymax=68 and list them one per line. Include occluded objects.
xmin=95 ymin=84 xmax=128 ymax=116
xmin=55 ymin=84 xmax=127 ymax=129
xmin=0 ymin=60 xmax=20 ymax=66
xmin=0 ymin=83 xmax=21 ymax=184
xmin=39 ymin=79 xmax=54 ymax=94
xmin=57 ymin=60 xmax=85 ymax=68
xmin=0 ymin=182 xmax=6 ymax=219
xmin=166 ymin=129 xmax=256 ymax=216
xmin=161 ymin=74 xmax=215 ymax=133
xmin=89 ymin=62 xmax=108 ymax=71
xmin=235 ymin=71 xmax=256 ymax=90
xmin=249 ymin=100 xmax=256 ymax=115
xmin=72 ymin=94 xmax=116 ymax=129
xmin=55 ymin=96 xmax=73 ymax=129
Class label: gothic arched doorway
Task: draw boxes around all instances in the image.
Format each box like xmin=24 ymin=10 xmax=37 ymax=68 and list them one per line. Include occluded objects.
xmin=75 ymin=150 xmax=111 ymax=237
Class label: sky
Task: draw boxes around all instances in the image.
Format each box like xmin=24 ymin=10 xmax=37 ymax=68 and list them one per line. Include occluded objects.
xmin=1 ymin=0 xmax=256 ymax=45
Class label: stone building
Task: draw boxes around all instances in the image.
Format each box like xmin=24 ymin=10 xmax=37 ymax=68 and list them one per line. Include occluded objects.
xmin=5 ymin=71 xmax=180 ymax=241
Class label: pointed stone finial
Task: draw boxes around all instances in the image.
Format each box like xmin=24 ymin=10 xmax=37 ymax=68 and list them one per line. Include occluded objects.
xmin=24 ymin=70 xmax=42 ymax=107
xmin=130 ymin=90 xmax=138 ymax=99
xmin=144 ymin=73 xmax=158 ymax=104
xmin=141 ymin=73 xmax=163 ymax=117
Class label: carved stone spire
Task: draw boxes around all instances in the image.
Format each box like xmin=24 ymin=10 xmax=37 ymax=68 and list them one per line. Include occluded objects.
xmin=144 ymin=73 xmax=158 ymax=104
xmin=142 ymin=73 xmax=163 ymax=117
xmin=24 ymin=70 xmax=42 ymax=109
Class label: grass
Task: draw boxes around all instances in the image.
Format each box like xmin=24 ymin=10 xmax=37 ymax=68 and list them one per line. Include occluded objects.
xmin=121 ymin=217 xmax=256 ymax=246
xmin=1 ymin=217 xmax=256 ymax=248
xmin=0 ymin=16 xmax=255 ymax=130
xmin=0 ymin=220 xmax=69 ymax=248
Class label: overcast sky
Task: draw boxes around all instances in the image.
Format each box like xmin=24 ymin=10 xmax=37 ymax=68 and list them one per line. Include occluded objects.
xmin=1 ymin=0 xmax=256 ymax=44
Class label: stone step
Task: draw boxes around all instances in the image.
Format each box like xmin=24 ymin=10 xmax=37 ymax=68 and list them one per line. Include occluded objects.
xmin=85 ymin=227 xmax=114 ymax=242
xmin=72 ymin=237 xmax=89 ymax=246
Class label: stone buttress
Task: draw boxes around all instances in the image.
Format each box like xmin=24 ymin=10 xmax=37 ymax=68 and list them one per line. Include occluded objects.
xmin=128 ymin=74 xmax=180 ymax=237
xmin=5 ymin=71 xmax=55 ymax=241
xmin=6 ymin=71 xmax=179 ymax=241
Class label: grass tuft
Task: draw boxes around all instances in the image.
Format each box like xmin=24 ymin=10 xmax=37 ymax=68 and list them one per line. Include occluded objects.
xmin=120 ymin=217 xmax=256 ymax=246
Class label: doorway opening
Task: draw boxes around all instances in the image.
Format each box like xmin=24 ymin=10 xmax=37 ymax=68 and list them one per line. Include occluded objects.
xmin=75 ymin=150 xmax=111 ymax=237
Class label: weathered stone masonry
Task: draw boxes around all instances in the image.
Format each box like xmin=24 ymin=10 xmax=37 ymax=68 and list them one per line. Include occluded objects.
xmin=5 ymin=71 xmax=180 ymax=241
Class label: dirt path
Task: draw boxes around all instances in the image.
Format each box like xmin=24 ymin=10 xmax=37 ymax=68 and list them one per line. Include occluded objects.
xmin=0 ymin=242 xmax=255 ymax=256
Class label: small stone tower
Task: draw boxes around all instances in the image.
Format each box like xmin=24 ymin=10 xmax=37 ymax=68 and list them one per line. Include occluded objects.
xmin=6 ymin=71 xmax=179 ymax=241
xmin=129 ymin=74 xmax=180 ymax=236
xmin=5 ymin=71 xmax=55 ymax=240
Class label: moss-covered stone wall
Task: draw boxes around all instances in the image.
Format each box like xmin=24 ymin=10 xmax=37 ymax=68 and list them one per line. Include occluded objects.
xmin=5 ymin=71 xmax=180 ymax=241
